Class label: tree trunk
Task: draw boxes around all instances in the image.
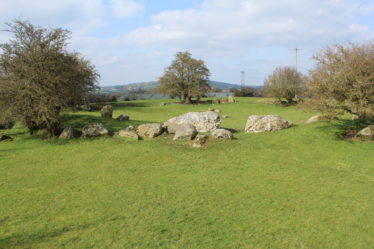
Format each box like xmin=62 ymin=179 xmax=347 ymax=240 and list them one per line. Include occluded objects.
xmin=182 ymin=94 xmax=192 ymax=104
xmin=46 ymin=121 xmax=62 ymax=137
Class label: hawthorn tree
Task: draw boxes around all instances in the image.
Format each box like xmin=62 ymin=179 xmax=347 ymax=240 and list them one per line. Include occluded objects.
xmin=306 ymin=42 xmax=374 ymax=119
xmin=0 ymin=20 xmax=99 ymax=136
xmin=158 ymin=51 xmax=210 ymax=104
xmin=264 ymin=66 xmax=304 ymax=104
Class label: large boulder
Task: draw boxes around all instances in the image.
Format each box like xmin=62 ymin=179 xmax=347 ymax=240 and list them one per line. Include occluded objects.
xmin=101 ymin=105 xmax=113 ymax=118
xmin=228 ymin=96 xmax=235 ymax=103
xmin=59 ymin=126 xmax=75 ymax=139
xmin=119 ymin=125 xmax=139 ymax=140
xmin=212 ymin=128 xmax=233 ymax=140
xmin=164 ymin=111 xmax=220 ymax=132
xmin=82 ymin=123 xmax=108 ymax=137
xmin=116 ymin=114 xmax=129 ymax=121
xmin=173 ymin=124 xmax=197 ymax=141
xmin=0 ymin=134 xmax=13 ymax=142
xmin=356 ymin=125 xmax=374 ymax=140
xmin=192 ymin=135 xmax=208 ymax=148
xmin=137 ymin=123 xmax=163 ymax=138
xmin=245 ymin=115 xmax=293 ymax=133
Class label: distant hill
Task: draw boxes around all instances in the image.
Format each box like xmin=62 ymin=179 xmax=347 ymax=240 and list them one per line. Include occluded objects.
xmin=100 ymin=80 xmax=260 ymax=94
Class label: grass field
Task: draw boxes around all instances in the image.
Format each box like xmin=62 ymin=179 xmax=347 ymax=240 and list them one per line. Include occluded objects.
xmin=1 ymin=97 xmax=373 ymax=249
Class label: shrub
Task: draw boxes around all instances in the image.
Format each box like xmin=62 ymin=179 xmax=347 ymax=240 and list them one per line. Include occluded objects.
xmin=264 ymin=67 xmax=304 ymax=104
xmin=306 ymin=42 xmax=374 ymax=119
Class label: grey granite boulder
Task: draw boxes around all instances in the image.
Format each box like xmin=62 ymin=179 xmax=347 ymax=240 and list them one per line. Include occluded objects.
xmin=245 ymin=115 xmax=293 ymax=133
xmin=119 ymin=125 xmax=139 ymax=140
xmin=356 ymin=125 xmax=374 ymax=140
xmin=137 ymin=123 xmax=163 ymax=138
xmin=164 ymin=111 xmax=220 ymax=132
xmin=173 ymin=124 xmax=197 ymax=141
xmin=82 ymin=123 xmax=109 ymax=137
xmin=59 ymin=126 xmax=75 ymax=139
xmin=101 ymin=105 xmax=113 ymax=118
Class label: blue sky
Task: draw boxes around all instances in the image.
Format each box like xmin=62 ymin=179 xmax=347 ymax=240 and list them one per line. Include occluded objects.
xmin=1 ymin=0 xmax=374 ymax=86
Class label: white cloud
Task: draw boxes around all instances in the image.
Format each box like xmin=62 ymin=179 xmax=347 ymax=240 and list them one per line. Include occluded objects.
xmin=0 ymin=0 xmax=373 ymax=85
xmin=0 ymin=0 xmax=104 ymax=34
xmin=110 ymin=0 xmax=144 ymax=18
xmin=125 ymin=0 xmax=374 ymax=50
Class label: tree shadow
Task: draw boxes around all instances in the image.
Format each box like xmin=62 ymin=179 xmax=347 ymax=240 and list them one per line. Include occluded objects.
xmin=316 ymin=119 xmax=372 ymax=141
xmin=111 ymin=102 xmax=150 ymax=108
xmin=61 ymin=114 xmax=155 ymax=135
xmin=0 ymin=222 xmax=96 ymax=248
xmin=222 ymin=127 xmax=239 ymax=134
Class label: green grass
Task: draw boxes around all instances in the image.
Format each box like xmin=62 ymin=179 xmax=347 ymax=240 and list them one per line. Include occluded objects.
xmin=1 ymin=98 xmax=373 ymax=249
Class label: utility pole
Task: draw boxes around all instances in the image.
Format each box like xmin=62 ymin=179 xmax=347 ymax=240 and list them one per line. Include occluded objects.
xmin=241 ymin=71 xmax=245 ymax=89
xmin=294 ymin=48 xmax=300 ymax=72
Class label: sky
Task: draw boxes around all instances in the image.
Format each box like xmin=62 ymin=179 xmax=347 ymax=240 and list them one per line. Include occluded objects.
xmin=0 ymin=0 xmax=374 ymax=86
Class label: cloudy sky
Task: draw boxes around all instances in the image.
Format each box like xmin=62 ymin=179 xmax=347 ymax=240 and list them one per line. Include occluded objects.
xmin=1 ymin=0 xmax=374 ymax=86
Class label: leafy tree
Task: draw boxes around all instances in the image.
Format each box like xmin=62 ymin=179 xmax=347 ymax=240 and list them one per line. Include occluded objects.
xmin=264 ymin=66 xmax=304 ymax=104
xmin=306 ymin=43 xmax=374 ymax=119
xmin=0 ymin=20 xmax=99 ymax=136
xmin=158 ymin=51 xmax=210 ymax=104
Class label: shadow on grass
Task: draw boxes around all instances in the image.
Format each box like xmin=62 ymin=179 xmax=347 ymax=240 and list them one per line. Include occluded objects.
xmin=317 ymin=118 xmax=373 ymax=141
xmin=111 ymin=102 xmax=150 ymax=108
xmin=61 ymin=114 xmax=155 ymax=134
xmin=0 ymin=223 xmax=96 ymax=248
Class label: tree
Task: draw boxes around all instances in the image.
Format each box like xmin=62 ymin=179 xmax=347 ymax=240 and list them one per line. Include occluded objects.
xmin=158 ymin=51 xmax=210 ymax=104
xmin=0 ymin=20 xmax=99 ymax=136
xmin=211 ymin=87 xmax=223 ymax=92
xmin=264 ymin=67 xmax=304 ymax=104
xmin=231 ymin=87 xmax=262 ymax=97
xmin=306 ymin=43 xmax=374 ymax=119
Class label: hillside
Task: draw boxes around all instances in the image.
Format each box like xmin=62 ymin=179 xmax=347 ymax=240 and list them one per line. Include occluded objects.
xmin=100 ymin=80 xmax=259 ymax=94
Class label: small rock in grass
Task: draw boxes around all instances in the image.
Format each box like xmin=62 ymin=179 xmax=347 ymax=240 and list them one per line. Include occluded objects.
xmin=192 ymin=135 xmax=208 ymax=148
xmin=59 ymin=126 xmax=75 ymax=139
xmin=116 ymin=114 xmax=129 ymax=121
xmin=356 ymin=125 xmax=374 ymax=140
xmin=228 ymin=96 xmax=235 ymax=103
xmin=0 ymin=134 xmax=13 ymax=142
xmin=212 ymin=129 xmax=233 ymax=140
xmin=101 ymin=105 xmax=113 ymax=118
